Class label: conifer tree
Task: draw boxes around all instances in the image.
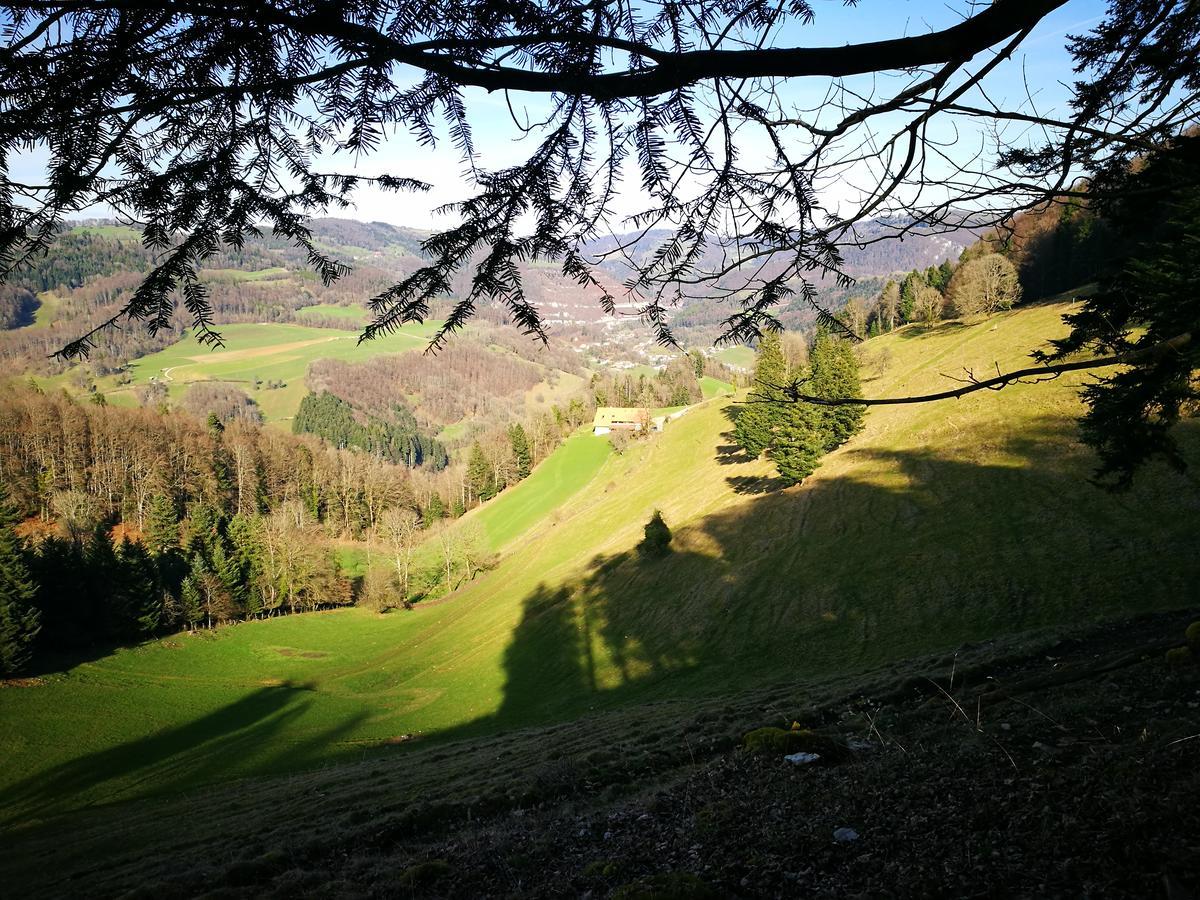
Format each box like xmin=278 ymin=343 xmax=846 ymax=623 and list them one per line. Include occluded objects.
xmin=638 ymin=510 xmax=672 ymax=559
xmin=0 ymin=489 xmax=40 ymax=675
xmin=808 ymin=332 xmax=866 ymax=452
xmin=467 ymin=442 xmax=496 ymax=503
xmin=143 ymin=494 xmax=179 ymax=555
xmin=771 ymin=400 xmax=825 ymax=486
xmin=423 ymin=494 xmax=446 ymax=527
xmin=114 ymin=538 xmax=162 ymax=638
xmin=508 ymin=424 xmax=532 ymax=481
xmin=733 ymin=331 xmax=788 ymax=458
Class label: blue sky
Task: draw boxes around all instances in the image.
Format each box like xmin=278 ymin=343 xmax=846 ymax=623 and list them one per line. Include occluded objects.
xmin=341 ymin=0 xmax=1111 ymax=227
xmin=12 ymin=0 xmax=1111 ymax=229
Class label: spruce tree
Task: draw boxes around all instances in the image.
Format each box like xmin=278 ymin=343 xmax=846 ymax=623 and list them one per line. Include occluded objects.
xmin=733 ymin=331 xmax=788 ymax=458
xmin=143 ymin=494 xmax=179 ymax=555
xmin=808 ymin=332 xmax=866 ymax=452
xmin=467 ymin=442 xmax=496 ymax=503
xmin=0 ymin=489 xmax=40 ymax=675
xmin=508 ymin=424 xmax=532 ymax=481
xmin=114 ymin=538 xmax=162 ymax=638
xmin=771 ymin=400 xmax=825 ymax=486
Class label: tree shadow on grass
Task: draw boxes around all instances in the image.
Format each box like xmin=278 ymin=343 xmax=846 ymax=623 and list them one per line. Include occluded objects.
xmin=489 ymin=413 xmax=1200 ymax=733
xmin=0 ymin=680 xmax=371 ymax=829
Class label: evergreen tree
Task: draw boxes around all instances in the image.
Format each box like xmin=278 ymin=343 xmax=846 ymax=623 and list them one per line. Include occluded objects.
xmin=423 ymin=494 xmax=446 ymax=527
xmin=466 ymin=442 xmax=496 ymax=503
xmin=114 ymin=538 xmax=162 ymax=638
xmin=508 ymin=424 xmax=532 ymax=481
xmin=143 ymin=494 xmax=179 ymax=555
xmin=808 ymin=332 xmax=866 ymax=452
xmin=226 ymin=514 xmax=264 ymax=618
xmin=899 ymin=271 xmax=925 ymax=323
xmin=0 ymin=489 xmax=40 ymax=675
xmin=84 ymin=525 xmax=120 ymax=639
xmin=638 ymin=510 xmax=672 ymax=559
xmin=210 ymin=538 xmax=247 ymax=618
xmin=733 ymin=331 xmax=788 ymax=457
xmin=771 ymin=400 xmax=825 ymax=486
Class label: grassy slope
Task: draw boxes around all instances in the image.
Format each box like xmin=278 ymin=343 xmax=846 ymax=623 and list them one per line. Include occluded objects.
xmin=53 ymin=320 xmax=442 ymax=425
xmin=470 ymin=431 xmax=612 ymax=551
xmin=700 ymin=375 xmax=733 ymax=399
xmin=4 ymin=299 xmax=1199 ymax=832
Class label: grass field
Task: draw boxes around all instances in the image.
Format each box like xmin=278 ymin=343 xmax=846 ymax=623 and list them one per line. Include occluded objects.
xmin=714 ymin=345 xmax=755 ymax=369
xmin=5 ymin=299 xmax=1199 ymax=834
xmin=294 ymin=303 xmax=368 ymax=324
xmin=700 ymin=375 xmax=733 ymax=399
xmin=64 ymin=320 xmax=442 ymax=425
xmin=469 ymin=430 xmax=612 ymax=551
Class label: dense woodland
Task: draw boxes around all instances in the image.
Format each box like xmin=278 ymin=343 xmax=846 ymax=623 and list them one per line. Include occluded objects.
xmin=293 ymin=391 xmax=448 ymax=469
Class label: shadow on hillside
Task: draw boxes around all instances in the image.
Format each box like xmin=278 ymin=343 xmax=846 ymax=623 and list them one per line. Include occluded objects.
xmin=488 ymin=413 xmax=1200 ymax=730
xmin=0 ymin=681 xmax=369 ymax=828
xmin=16 ymin=415 xmax=1200 ymax=828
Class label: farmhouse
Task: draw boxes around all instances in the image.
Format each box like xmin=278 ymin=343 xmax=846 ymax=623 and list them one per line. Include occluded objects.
xmin=592 ymin=407 xmax=666 ymax=436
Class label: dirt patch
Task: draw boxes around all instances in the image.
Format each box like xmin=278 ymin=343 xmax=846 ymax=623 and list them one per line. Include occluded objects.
xmin=186 ymin=336 xmax=344 ymax=364
xmin=274 ymin=647 xmax=330 ymax=660
xmin=0 ymin=677 xmax=46 ymax=688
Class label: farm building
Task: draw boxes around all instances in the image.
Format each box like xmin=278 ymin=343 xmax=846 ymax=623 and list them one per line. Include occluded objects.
xmin=592 ymin=407 xmax=666 ymax=436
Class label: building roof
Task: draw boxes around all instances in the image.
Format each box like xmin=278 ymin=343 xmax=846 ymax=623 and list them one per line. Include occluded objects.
xmin=592 ymin=407 xmax=650 ymax=427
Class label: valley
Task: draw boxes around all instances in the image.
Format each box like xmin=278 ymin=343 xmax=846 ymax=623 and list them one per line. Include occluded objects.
xmin=3 ymin=299 xmax=1196 ymax=853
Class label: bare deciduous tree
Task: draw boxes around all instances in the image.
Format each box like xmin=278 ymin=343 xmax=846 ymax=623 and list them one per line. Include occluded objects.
xmin=948 ymin=254 xmax=1022 ymax=318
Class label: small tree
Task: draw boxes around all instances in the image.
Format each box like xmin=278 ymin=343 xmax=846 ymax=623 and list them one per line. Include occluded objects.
xmin=771 ymin=401 xmax=825 ymax=486
xmin=508 ymin=424 xmax=533 ymax=481
xmin=948 ymin=253 xmax=1022 ymax=318
xmin=734 ymin=330 xmax=788 ymax=458
xmin=913 ymin=285 xmax=945 ymax=326
xmin=638 ymin=510 xmax=672 ymax=559
xmin=808 ymin=332 xmax=866 ymax=453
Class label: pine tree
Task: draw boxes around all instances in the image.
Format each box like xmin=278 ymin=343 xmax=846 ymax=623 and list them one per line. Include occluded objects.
xmin=808 ymin=332 xmax=866 ymax=452
xmin=899 ymin=271 xmax=924 ymax=323
xmin=114 ymin=538 xmax=162 ymax=638
xmin=210 ymin=538 xmax=247 ymax=618
xmin=733 ymin=331 xmax=788 ymax=457
xmin=423 ymin=494 xmax=446 ymax=527
xmin=508 ymin=424 xmax=532 ymax=481
xmin=0 ymin=489 xmax=40 ymax=675
xmin=638 ymin=510 xmax=672 ymax=558
xmin=227 ymin=514 xmax=263 ymax=618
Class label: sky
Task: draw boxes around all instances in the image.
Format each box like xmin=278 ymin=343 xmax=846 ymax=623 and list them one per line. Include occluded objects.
xmin=11 ymin=0 xmax=1111 ymax=231
xmin=335 ymin=0 xmax=1110 ymax=228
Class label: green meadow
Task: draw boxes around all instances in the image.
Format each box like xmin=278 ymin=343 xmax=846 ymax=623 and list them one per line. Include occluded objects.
xmin=4 ymin=299 xmax=1198 ymax=834
xmin=81 ymin=320 xmax=442 ymax=424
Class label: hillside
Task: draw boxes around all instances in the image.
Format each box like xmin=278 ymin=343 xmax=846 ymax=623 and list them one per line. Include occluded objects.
xmin=2 ymin=299 xmax=1199 ymax=895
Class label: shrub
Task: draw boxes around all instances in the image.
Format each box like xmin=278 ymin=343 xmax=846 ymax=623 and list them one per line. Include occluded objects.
xmin=1166 ymin=646 xmax=1193 ymax=669
xmin=1186 ymin=621 xmax=1200 ymax=649
xmin=741 ymin=726 xmax=850 ymax=761
xmin=638 ymin=510 xmax=672 ymax=558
